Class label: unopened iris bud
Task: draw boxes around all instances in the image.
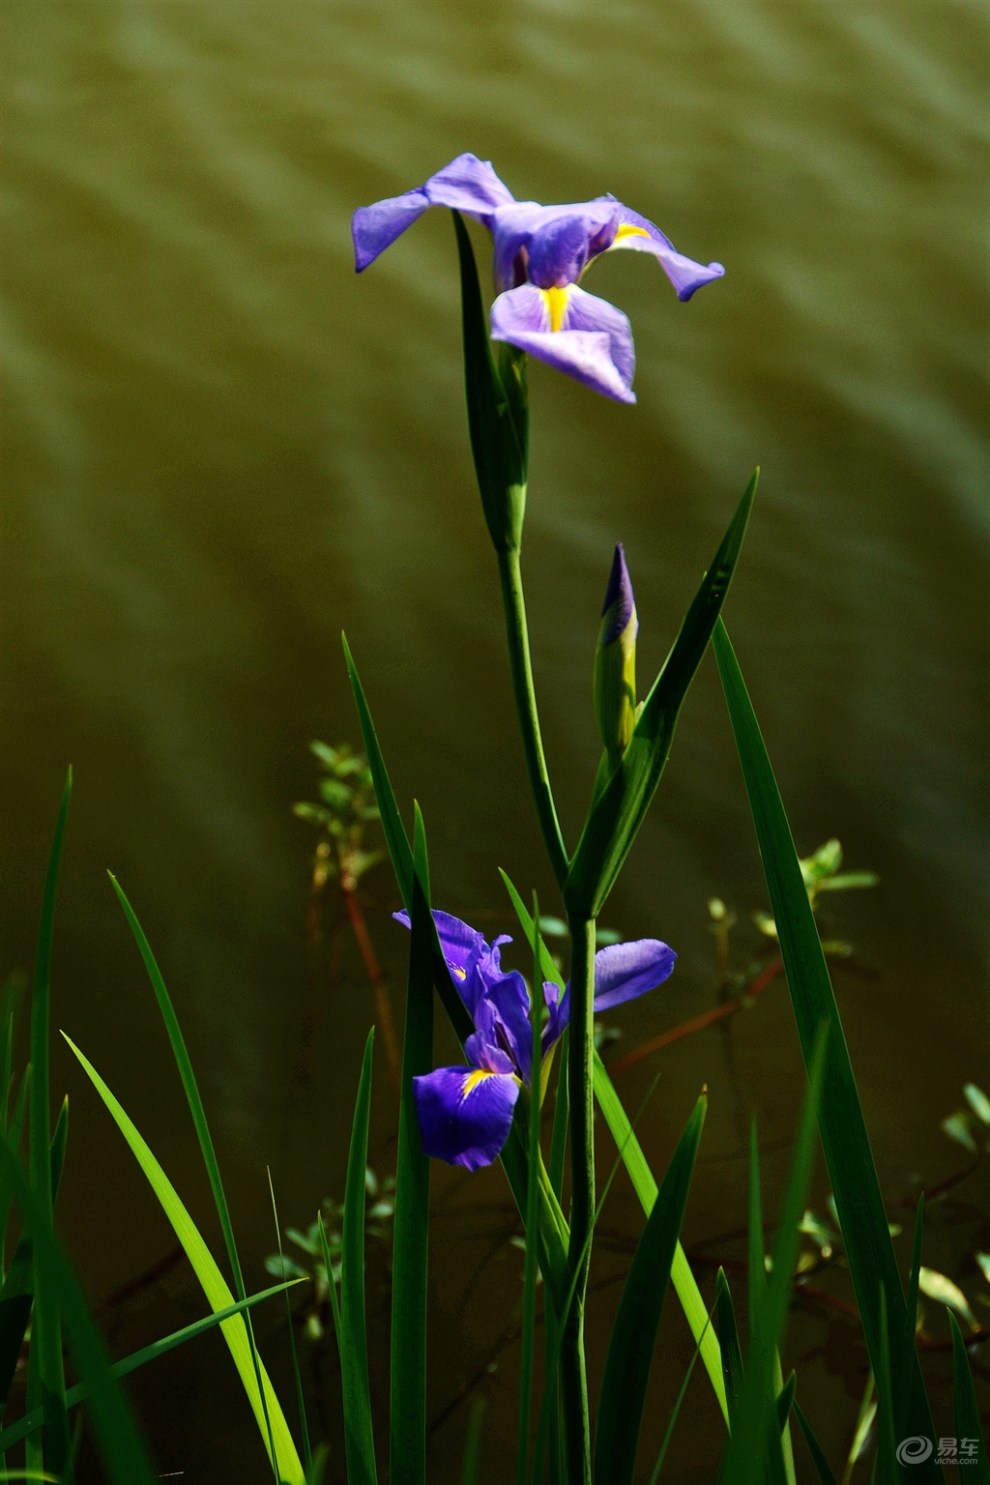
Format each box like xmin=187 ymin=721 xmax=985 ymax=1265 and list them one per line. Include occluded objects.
xmin=594 ymin=543 xmax=638 ymax=757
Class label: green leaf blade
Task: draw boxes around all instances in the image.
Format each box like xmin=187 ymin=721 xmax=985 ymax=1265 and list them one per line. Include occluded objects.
xmin=594 ymin=1095 xmax=707 ymax=1485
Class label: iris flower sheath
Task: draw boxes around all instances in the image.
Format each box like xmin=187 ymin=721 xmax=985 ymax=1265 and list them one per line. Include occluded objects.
xmin=352 ymin=153 xmax=724 ymax=403
xmin=396 ymin=909 xmax=676 ymax=1170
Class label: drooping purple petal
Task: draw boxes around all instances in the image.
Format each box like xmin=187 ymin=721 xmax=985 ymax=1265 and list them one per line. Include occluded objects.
xmin=592 ymin=939 xmax=677 ymax=1011
xmin=353 ymin=154 xmax=515 ymax=273
xmin=393 ymin=908 xmax=511 ymax=1015
xmin=412 ymin=1064 xmax=520 ymax=1170
xmin=605 ymin=203 xmax=725 ymax=302
xmin=490 ymin=283 xmax=636 ymax=403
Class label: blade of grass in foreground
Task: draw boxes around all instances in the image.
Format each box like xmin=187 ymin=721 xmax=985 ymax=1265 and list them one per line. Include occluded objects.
xmin=0 ymin=1279 xmax=303 ymax=1452
xmin=499 ymin=868 xmax=728 ymax=1425
xmin=0 ymin=1131 xmax=156 ymax=1485
xmin=594 ymin=1094 xmax=706 ymax=1485
xmin=28 ymin=770 xmax=73 ymax=1480
xmin=712 ymin=619 xmax=936 ymax=1467
xmin=718 ymin=1034 xmax=825 ymax=1485
xmin=949 ymin=1312 xmax=990 ymax=1482
xmin=62 ymin=1035 xmax=304 ymax=1485
xmin=389 ymin=809 xmax=434 ymax=1485
xmin=107 ymin=875 xmax=279 ymax=1470
xmin=338 ymin=1029 xmax=378 ymax=1485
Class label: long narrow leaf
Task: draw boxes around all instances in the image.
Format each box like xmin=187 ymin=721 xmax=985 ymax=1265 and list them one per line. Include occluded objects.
xmin=712 ymin=619 xmax=937 ymax=1466
xmin=594 ymin=1095 xmax=706 ymax=1485
xmin=62 ymin=1035 xmax=304 ymax=1484
xmin=565 ymin=474 xmax=757 ymax=917
xmin=718 ymin=1032 xmax=825 ymax=1485
xmin=0 ymin=1279 xmax=302 ymax=1452
xmin=791 ymin=1400 xmax=839 ymax=1485
xmin=29 ymin=771 xmax=72 ymax=1478
xmin=389 ymin=811 xmax=434 ymax=1485
xmin=949 ymin=1312 xmax=990 ymax=1483
xmin=0 ymin=1101 xmax=68 ymax=1408
xmin=339 ymin=1030 xmax=377 ymax=1485
xmin=108 ymin=875 xmax=279 ymax=1470
xmin=0 ymin=1132 xmax=156 ymax=1485
xmin=499 ymin=865 xmax=728 ymax=1423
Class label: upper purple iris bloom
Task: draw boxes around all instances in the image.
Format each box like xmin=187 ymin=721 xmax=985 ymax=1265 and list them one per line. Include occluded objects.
xmin=352 ymin=153 xmax=724 ymax=404
xmin=395 ymin=908 xmax=676 ymax=1170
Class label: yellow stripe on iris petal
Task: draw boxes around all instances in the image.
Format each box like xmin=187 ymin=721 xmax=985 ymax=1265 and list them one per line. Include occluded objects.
xmin=543 ymin=285 xmax=569 ymax=333
xmin=614 ymin=223 xmax=651 ymax=243
xmin=462 ymin=1068 xmax=493 ymax=1097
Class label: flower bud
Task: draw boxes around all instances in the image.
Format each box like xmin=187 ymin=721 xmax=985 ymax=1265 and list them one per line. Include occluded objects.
xmin=594 ymin=543 xmax=638 ymax=756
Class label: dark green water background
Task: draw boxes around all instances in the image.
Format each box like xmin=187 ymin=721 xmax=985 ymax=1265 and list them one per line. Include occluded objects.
xmin=2 ymin=1 xmax=988 ymax=1479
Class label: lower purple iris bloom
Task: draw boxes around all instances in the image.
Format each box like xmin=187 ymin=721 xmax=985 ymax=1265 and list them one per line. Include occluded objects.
xmin=352 ymin=153 xmax=724 ymax=404
xmin=395 ymin=908 xmax=676 ymax=1170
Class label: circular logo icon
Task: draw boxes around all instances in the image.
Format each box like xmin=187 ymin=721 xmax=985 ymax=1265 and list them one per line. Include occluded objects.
xmin=896 ymin=1437 xmax=934 ymax=1465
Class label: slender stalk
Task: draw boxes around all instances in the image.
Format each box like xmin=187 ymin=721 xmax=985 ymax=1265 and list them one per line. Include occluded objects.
xmin=496 ymin=548 xmax=569 ymax=886
xmin=562 ymin=911 xmax=597 ymax=1484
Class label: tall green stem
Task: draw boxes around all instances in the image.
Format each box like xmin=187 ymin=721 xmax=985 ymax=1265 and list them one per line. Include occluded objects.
xmin=562 ymin=910 xmax=597 ymax=1484
xmin=496 ymin=548 xmax=569 ymax=887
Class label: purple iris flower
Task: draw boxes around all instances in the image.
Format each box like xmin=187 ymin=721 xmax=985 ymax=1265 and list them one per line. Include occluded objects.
xmin=395 ymin=908 xmax=676 ymax=1170
xmin=352 ymin=153 xmax=724 ymax=404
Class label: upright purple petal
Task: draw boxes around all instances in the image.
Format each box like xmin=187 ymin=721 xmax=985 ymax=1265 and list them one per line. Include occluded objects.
xmin=353 ymin=154 xmax=515 ymax=273
xmin=412 ymin=1064 xmax=520 ymax=1170
xmin=592 ymin=939 xmax=677 ymax=1011
xmin=474 ymin=970 xmax=534 ymax=1083
xmin=393 ymin=908 xmax=509 ymax=1015
xmin=420 ymin=153 xmax=515 ymax=222
xmin=605 ymin=204 xmax=725 ymax=302
xmin=490 ymin=283 xmax=636 ymax=403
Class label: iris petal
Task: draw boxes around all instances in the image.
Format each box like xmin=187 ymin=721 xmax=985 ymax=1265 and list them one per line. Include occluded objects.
xmin=353 ymin=153 xmax=515 ymax=273
xmin=490 ymin=284 xmax=636 ymax=403
xmin=592 ymin=939 xmax=677 ymax=1011
xmin=393 ymin=907 xmax=509 ymax=1015
xmin=605 ymin=202 xmax=725 ymax=302
xmin=549 ymin=938 xmax=677 ymax=1041
xmin=412 ymin=1065 xmax=520 ymax=1170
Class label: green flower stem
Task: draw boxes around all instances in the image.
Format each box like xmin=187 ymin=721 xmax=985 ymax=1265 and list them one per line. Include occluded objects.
xmin=562 ymin=910 xmax=597 ymax=1485
xmin=496 ymin=547 xmax=569 ymax=887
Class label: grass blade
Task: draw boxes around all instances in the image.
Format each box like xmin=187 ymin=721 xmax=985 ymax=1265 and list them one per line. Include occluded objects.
xmin=389 ymin=809 xmax=434 ymax=1485
xmin=499 ymin=865 xmax=728 ymax=1424
xmin=949 ymin=1312 xmax=990 ymax=1482
xmin=792 ymin=1399 xmax=839 ymax=1485
xmin=62 ymin=1034 xmax=304 ymax=1484
xmin=268 ymin=1172 xmax=311 ymax=1473
xmin=29 ymin=770 xmax=72 ymax=1478
xmin=339 ymin=1029 xmax=378 ymax=1485
xmin=0 ymin=1280 xmax=302 ymax=1452
xmin=108 ymin=874 xmax=281 ymax=1471
xmin=0 ymin=1131 xmax=156 ymax=1485
xmin=593 ymin=1094 xmax=706 ymax=1485
xmin=712 ymin=619 xmax=937 ymax=1466
xmin=0 ymin=1100 xmax=68 ymax=1409
xmin=718 ymin=1032 xmax=825 ymax=1485
xmin=516 ymin=897 xmax=544 ymax=1485
xmin=715 ymin=1268 xmax=745 ymax=1427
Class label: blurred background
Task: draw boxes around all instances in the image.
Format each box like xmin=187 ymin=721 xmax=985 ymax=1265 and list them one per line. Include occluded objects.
xmin=2 ymin=0 xmax=987 ymax=1478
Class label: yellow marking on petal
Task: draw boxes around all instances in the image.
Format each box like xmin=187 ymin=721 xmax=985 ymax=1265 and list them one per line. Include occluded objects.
xmin=450 ymin=964 xmax=467 ymax=981
xmin=615 ymin=223 xmax=651 ymax=242
xmin=544 ymin=285 xmax=569 ymax=333
xmin=462 ymin=1068 xmax=493 ymax=1097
